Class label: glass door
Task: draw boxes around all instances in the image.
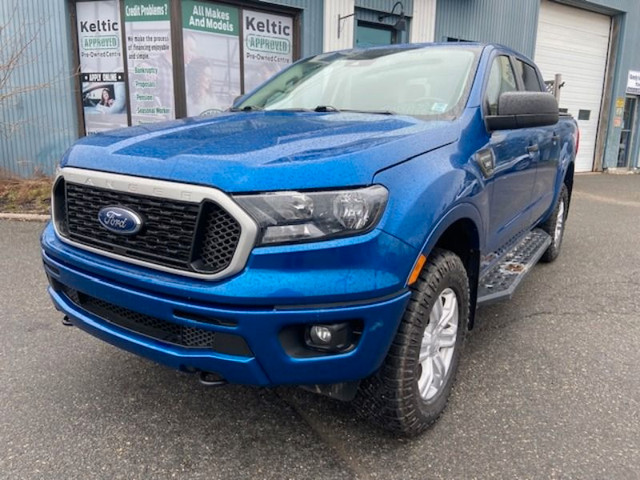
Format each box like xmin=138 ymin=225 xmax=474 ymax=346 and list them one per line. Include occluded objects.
xmin=617 ymin=96 xmax=637 ymax=168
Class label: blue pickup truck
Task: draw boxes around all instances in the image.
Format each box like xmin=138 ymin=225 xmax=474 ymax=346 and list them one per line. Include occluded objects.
xmin=42 ymin=43 xmax=578 ymax=435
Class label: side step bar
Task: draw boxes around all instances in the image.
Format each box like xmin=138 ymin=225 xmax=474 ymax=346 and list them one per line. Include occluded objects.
xmin=477 ymin=229 xmax=551 ymax=306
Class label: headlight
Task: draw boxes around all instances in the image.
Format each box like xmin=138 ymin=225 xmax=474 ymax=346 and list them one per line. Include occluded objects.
xmin=234 ymin=185 xmax=388 ymax=245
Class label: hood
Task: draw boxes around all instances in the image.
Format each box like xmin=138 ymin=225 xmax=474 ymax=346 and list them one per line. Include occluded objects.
xmin=63 ymin=111 xmax=459 ymax=192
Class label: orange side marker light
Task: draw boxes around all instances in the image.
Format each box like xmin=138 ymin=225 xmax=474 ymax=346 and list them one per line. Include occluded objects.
xmin=408 ymin=254 xmax=427 ymax=285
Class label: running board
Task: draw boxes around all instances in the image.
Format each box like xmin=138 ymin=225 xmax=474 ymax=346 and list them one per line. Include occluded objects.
xmin=477 ymin=229 xmax=551 ymax=306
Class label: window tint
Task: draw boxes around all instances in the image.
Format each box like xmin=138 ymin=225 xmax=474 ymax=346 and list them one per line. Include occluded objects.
xmin=485 ymin=56 xmax=517 ymax=115
xmin=514 ymin=59 xmax=543 ymax=92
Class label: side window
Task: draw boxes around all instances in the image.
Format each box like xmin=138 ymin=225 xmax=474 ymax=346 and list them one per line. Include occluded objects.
xmin=485 ymin=56 xmax=518 ymax=115
xmin=515 ymin=59 xmax=543 ymax=92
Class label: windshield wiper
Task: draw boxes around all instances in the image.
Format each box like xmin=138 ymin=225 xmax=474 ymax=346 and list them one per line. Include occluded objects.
xmin=314 ymin=105 xmax=340 ymax=112
xmin=314 ymin=105 xmax=395 ymax=115
xmin=341 ymin=108 xmax=395 ymax=115
xmin=229 ymin=105 xmax=263 ymax=112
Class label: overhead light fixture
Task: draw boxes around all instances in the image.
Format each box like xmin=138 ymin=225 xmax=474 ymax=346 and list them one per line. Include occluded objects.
xmin=378 ymin=1 xmax=406 ymax=32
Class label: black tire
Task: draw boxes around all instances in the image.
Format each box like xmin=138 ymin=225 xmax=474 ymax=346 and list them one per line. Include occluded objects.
xmin=539 ymin=184 xmax=569 ymax=263
xmin=354 ymin=248 xmax=470 ymax=436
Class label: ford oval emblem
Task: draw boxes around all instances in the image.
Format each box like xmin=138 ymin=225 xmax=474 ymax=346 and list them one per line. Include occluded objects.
xmin=97 ymin=206 xmax=143 ymax=235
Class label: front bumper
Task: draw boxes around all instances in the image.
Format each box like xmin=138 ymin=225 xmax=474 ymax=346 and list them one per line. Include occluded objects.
xmin=41 ymin=223 xmax=414 ymax=386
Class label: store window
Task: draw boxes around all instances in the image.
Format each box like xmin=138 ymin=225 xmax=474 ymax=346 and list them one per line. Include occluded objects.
xmin=75 ymin=0 xmax=128 ymax=134
xmin=356 ymin=23 xmax=394 ymax=47
xmin=72 ymin=0 xmax=298 ymax=134
xmin=182 ymin=1 xmax=241 ymax=116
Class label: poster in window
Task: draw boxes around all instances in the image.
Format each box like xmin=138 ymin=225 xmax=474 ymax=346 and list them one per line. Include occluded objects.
xmin=76 ymin=0 xmax=128 ymax=134
xmin=181 ymin=1 xmax=241 ymax=116
xmin=124 ymin=0 xmax=175 ymax=124
xmin=242 ymin=10 xmax=293 ymax=93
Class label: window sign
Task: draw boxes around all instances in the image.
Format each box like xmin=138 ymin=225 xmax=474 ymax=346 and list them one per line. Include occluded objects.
xmin=124 ymin=0 xmax=175 ymax=124
xmin=627 ymin=71 xmax=640 ymax=95
xmin=76 ymin=0 xmax=128 ymax=134
xmin=182 ymin=1 xmax=241 ymax=116
xmin=242 ymin=10 xmax=293 ymax=93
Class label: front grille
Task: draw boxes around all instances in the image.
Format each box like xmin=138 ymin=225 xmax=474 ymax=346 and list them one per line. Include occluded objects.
xmin=58 ymin=181 xmax=242 ymax=275
xmin=61 ymin=286 xmax=252 ymax=356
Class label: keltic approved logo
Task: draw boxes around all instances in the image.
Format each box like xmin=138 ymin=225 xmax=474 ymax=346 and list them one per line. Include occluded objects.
xmin=98 ymin=206 xmax=143 ymax=235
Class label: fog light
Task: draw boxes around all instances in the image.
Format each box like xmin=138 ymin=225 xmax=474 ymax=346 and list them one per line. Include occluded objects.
xmin=305 ymin=322 xmax=353 ymax=352
xmin=310 ymin=325 xmax=333 ymax=345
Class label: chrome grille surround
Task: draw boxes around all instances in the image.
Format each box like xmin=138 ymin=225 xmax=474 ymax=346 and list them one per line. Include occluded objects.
xmin=51 ymin=167 xmax=258 ymax=281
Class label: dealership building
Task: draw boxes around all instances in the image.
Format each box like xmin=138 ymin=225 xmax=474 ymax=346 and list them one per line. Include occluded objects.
xmin=2 ymin=0 xmax=639 ymax=177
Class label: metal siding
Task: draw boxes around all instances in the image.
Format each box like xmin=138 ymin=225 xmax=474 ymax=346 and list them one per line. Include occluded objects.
xmin=258 ymin=0 xmax=323 ymax=56
xmin=355 ymin=0 xmax=414 ymax=14
xmin=323 ymin=0 xmax=356 ymax=51
xmin=0 ymin=1 xmax=78 ymax=178
xmin=410 ymin=0 xmax=436 ymax=43
xmin=434 ymin=0 xmax=539 ymax=58
xmin=355 ymin=0 xmax=414 ymax=44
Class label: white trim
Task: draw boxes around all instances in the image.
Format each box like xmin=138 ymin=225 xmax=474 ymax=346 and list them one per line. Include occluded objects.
xmin=52 ymin=168 xmax=258 ymax=281
xmin=410 ymin=0 xmax=437 ymax=43
xmin=323 ymin=0 xmax=355 ymax=52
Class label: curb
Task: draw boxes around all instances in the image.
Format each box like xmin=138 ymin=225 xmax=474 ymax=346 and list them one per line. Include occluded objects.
xmin=0 ymin=213 xmax=50 ymax=222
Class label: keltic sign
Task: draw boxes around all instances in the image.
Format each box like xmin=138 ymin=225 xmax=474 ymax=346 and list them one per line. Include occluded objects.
xmin=76 ymin=0 xmax=128 ymax=134
xmin=242 ymin=10 xmax=293 ymax=92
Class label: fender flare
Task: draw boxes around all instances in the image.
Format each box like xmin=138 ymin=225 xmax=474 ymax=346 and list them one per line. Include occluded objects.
xmin=418 ymin=202 xmax=485 ymax=257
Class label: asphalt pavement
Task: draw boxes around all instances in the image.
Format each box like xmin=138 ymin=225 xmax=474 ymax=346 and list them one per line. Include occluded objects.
xmin=1 ymin=173 xmax=639 ymax=480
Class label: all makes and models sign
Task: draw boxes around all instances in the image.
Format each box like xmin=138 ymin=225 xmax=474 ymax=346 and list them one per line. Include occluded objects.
xmin=242 ymin=10 xmax=293 ymax=93
xmin=627 ymin=71 xmax=640 ymax=95
xmin=181 ymin=1 xmax=241 ymax=116
xmin=76 ymin=0 xmax=128 ymax=134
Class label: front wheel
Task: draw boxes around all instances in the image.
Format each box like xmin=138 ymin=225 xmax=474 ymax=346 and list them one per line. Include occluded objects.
xmin=355 ymin=249 xmax=470 ymax=436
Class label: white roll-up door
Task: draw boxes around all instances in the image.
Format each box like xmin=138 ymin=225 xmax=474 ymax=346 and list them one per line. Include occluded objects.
xmin=534 ymin=0 xmax=611 ymax=172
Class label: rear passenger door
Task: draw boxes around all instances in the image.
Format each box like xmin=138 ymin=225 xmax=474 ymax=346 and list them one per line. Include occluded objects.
xmin=513 ymin=58 xmax=560 ymax=224
xmin=481 ymin=54 xmax=538 ymax=253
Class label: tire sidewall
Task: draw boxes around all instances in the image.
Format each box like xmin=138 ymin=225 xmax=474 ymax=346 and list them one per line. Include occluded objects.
xmin=413 ymin=263 xmax=469 ymax=419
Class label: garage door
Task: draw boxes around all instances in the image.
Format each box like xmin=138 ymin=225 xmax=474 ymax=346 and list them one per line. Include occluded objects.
xmin=534 ymin=0 xmax=611 ymax=172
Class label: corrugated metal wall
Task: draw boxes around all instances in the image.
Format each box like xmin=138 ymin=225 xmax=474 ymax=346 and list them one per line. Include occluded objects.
xmin=323 ymin=0 xmax=356 ymax=52
xmin=0 ymin=1 xmax=78 ymax=178
xmin=434 ymin=0 xmax=540 ymax=58
xmin=260 ymin=0 xmax=323 ymax=56
xmin=355 ymin=0 xmax=415 ymax=44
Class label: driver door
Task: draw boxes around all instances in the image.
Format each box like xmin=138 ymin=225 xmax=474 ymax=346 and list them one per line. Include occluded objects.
xmin=480 ymin=55 xmax=538 ymax=252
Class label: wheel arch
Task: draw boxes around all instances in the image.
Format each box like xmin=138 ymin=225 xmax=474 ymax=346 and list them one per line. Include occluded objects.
xmin=418 ymin=204 xmax=483 ymax=329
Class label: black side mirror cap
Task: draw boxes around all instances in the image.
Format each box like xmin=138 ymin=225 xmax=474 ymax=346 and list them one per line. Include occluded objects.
xmin=486 ymin=91 xmax=559 ymax=131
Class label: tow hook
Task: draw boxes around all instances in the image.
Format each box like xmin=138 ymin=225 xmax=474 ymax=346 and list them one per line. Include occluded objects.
xmin=61 ymin=315 xmax=74 ymax=327
xmin=198 ymin=371 xmax=227 ymax=387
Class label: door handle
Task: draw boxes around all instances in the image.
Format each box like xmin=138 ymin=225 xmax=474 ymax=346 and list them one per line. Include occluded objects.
xmin=526 ymin=144 xmax=539 ymax=154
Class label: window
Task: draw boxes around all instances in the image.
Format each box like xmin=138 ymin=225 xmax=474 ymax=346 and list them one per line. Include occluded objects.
xmin=485 ymin=56 xmax=518 ymax=115
xmin=237 ymin=46 xmax=480 ymax=119
xmin=514 ymin=59 xmax=543 ymax=92
xmin=356 ymin=23 xmax=395 ymax=48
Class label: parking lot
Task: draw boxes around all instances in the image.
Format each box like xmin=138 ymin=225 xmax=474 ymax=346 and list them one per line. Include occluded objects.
xmin=1 ymin=174 xmax=639 ymax=480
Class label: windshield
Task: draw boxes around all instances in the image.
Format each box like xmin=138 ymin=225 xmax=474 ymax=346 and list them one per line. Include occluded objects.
xmin=235 ymin=46 xmax=479 ymax=119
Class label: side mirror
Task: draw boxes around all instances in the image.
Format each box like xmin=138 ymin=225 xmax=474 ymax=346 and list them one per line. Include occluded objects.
xmin=486 ymin=91 xmax=559 ymax=131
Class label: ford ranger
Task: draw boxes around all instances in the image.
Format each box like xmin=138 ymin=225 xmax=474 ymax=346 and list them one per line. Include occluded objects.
xmin=42 ymin=43 xmax=578 ymax=435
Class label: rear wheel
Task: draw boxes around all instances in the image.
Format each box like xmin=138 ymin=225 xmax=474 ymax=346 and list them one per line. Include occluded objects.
xmin=540 ymin=184 xmax=569 ymax=263
xmin=355 ymin=249 xmax=469 ymax=436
